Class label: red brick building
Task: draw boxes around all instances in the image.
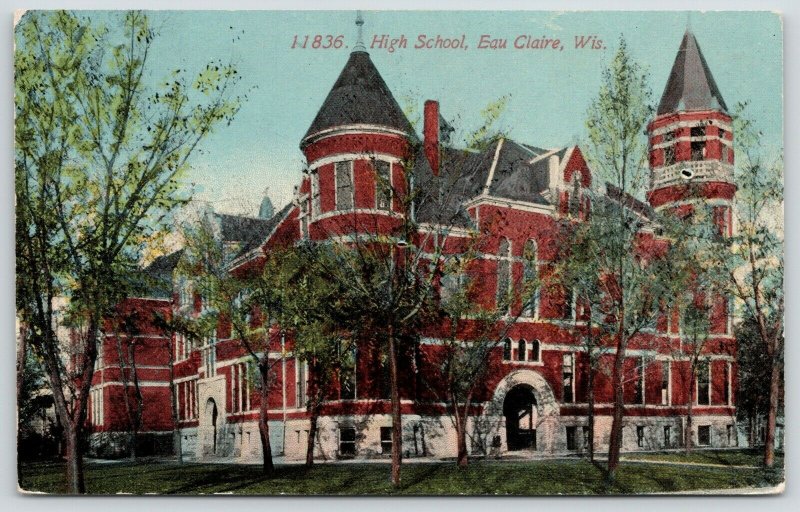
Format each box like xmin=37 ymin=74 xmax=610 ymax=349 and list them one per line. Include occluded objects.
xmin=87 ymin=29 xmax=738 ymax=460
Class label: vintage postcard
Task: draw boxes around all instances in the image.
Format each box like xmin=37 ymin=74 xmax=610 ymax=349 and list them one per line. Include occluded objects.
xmin=15 ymin=10 xmax=784 ymax=495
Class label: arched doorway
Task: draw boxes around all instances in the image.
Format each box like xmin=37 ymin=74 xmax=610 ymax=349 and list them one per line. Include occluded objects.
xmin=504 ymin=384 xmax=538 ymax=450
xmin=205 ymin=398 xmax=218 ymax=455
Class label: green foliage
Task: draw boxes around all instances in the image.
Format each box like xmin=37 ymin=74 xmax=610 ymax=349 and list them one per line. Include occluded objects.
xmin=19 ymin=456 xmax=782 ymax=495
xmin=585 ymin=37 xmax=653 ymax=195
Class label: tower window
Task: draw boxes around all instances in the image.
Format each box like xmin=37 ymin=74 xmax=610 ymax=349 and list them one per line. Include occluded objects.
xmin=335 ymin=161 xmax=354 ymax=210
xmin=691 ymin=126 xmax=706 ymax=138
xmin=664 ymin=145 xmax=675 ymax=166
xmin=375 ymin=160 xmax=392 ymax=211
xmin=691 ymin=141 xmax=705 ymax=161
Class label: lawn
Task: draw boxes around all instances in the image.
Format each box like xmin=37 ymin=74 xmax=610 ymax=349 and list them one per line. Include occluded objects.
xmin=622 ymin=448 xmax=785 ymax=468
xmin=18 ymin=456 xmax=783 ymax=495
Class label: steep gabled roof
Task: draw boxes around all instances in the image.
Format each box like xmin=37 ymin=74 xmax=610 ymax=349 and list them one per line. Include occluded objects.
xmin=140 ymin=249 xmax=184 ymax=299
xmin=302 ymin=51 xmax=415 ymax=143
xmin=220 ymin=203 xmax=294 ymax=262
xmin=657 ymin=30 xmax=728 ymax=115
xmin=488 ymin=141 xmax=561 ymax=205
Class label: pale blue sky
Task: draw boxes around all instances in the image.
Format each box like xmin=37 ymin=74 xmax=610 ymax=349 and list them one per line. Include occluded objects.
xmin=75 ymin=11 xmax=784 ymax=214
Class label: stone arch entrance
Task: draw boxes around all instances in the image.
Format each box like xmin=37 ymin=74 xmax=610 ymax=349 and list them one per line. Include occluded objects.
xmin=202 ymin=397 xmax=219 ymax=456
xmin=485 ymin=369 xmax=560 ymax=454
xmin=504 ymin=384 xmax=538 ymax=450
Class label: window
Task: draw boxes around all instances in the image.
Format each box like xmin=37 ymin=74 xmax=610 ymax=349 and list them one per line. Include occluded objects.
xmin=563 ymin=287 xmax=575 ymax=320
xmin=335 ymin=161 xmax=354 ymax=210
xmin=691 ymin=126 xmax=706 ymax=138
xmin=90 ymin=388 xmax=103 ymax=426
xmin=634 ymin=358 xmax=644 ymax=405
xmin=697 ymin=360 xmax=710 ymax=405
xmin=517 ymin=339 xmax=526 ymax=362
xmin=566 ymin=426 xmax=577 ymax=450
xmin=664 ymin=425 xmax=672 ymax=448
xmin=311 ymin=171 xmax=321 ymax=217
xmin=375 ymin=160 xmax=392 ymax=211
xmin=582 ymin=426 xmax=590 ymax=449
xmin=440 ymin=271 xmax=467 ymax=303
xmin=177 ymin=279 xmax=190 ymax=307
xmin=338 ymin=341 xmax=357 ymax=400
xmin=522 ymin=239 xmax=538 ymax=318
xmin=339 ymin=427 xmax=356 ymax=457
xmin=530 ymin=340 xmax=540 ymax=362
xmin=690 ymin=128 xmax=706 ymax=161
xmin=724 ymin=361 xmax=732 ymax=405
xmin=698 ymin=425 xmax=711 ymax=446
xmin=562 ymin=353 xmax=574 ymax=403
xmin=636 ymin=426 xmax=645 ymax=448
xmin=296 ymin=359 xmax=307 ymax=408
xmin=661 ymin=361 xmax=670 ymax=405
xmin=231 ymin=362 xmax=249 ymax=413
xmin=569 ymin=176 xmax=581 ymax=217
xmin=202 ymin=340 xmax=216 ymax=378
xmin=664 ymin=145 xmax=675 ymax=166
xmin=502 ymin=338 xmax=512 ymax=361
xmin=496 ymin=238 xmax=511 ymax=309
xmin=380 ymin=426 xmax=393 ymax=455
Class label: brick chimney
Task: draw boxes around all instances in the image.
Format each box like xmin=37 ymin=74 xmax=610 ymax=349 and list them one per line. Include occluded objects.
xmin=423 ymin=100 xmax=440 ymax=176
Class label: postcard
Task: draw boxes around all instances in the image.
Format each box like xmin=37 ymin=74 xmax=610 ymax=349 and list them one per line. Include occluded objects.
xmin=15 ymin=9 xmax=784 ymax=495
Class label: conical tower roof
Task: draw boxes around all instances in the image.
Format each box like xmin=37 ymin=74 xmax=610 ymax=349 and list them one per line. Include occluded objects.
xmin=302 ymin=50 xmax=416 ymax=144
xmin=657 ymin=30 xmax=728 ymax=115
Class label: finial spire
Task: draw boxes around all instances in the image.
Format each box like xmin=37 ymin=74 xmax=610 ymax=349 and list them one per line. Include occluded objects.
xmin=353 ymin=10 xmax=366 ymax=52
xmin=686 ymin=11 xmax=692 ymax=32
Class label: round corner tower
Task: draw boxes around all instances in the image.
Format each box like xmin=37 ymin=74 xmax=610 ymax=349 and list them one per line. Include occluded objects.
xmin=298 ymin=17 xmax=417 ymax=241
xmin=647 ymin=29 xmax=736 ymax=237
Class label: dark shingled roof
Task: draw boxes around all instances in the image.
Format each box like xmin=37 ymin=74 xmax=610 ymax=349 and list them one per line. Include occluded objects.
xmin=488 ymin=141 xmax=562 ymax=205
xmin=223 ymin=202 xmax=294 ymax=262
xmin=141 ymin=249 xmax=184 ymax=299
xmin=302 ymin=51 xmax=416 ymax=144
xmin=657 ymin=30 xmax=728 ymax=115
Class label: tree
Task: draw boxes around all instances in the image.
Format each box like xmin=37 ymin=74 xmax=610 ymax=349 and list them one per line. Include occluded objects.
xmin=676 ymin=301 xmax=712 ymax=453
xmin=583 ymin=37 xmax=665 ymax=480
xmin=709 ymin=103 xmax=783 ymax=467
xmin=278 ymin=245 xmax=349 ymax=468
xmin=15 ymin=10 xmax=242 ymax=493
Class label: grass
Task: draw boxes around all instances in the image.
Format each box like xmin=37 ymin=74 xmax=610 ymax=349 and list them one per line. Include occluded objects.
xmin=19 ymin=454 xmax=784 ymax=495
xmin=623 ymin=448 xmax=785 ymax=468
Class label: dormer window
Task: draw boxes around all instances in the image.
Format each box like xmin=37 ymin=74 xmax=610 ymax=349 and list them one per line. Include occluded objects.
xmin=335 ymin=161 xmax=354 ymax=211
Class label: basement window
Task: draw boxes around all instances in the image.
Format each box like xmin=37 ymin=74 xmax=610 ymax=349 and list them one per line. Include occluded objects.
xmin=339 ymin=427 xmax=357 ymax=458
xmin=566 ymin=426 xmax=577 ymax=450
xmin=636 ymin=426 xmax=645 ymax=448
xmin=698 ymin=425 xmax=711 ymax=446
xmin=380 ymin=426 xmax=393 ymax=455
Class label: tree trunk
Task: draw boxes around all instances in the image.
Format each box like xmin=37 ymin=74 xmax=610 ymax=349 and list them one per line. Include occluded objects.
xmin=388 ymin=324 xmax=402 ymax=487
xmin=305 ymin=409 xmax=318 ymax=468
xmin=685 ymin=367 xmax=696 ymax=453
xmin=258 ymin=363 xmax=275 ymax=476
xmin=587 ymin=366 xmax=595 ymax=462
xmin=606 ymin=332 xmax=626 ymax=480
xmin=64 ymin=425 xmax=85 ymax=494
xmin=456 ymin=410 xmax=469 ymax=468
xmin=764 ymin=361 xmax=780 ymax=467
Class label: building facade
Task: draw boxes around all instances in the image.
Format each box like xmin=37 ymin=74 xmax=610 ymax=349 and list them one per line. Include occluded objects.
xmin=86 ymin=29 xmax=739 ymax=461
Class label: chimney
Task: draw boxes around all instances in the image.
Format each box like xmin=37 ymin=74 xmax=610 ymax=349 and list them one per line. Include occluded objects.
xmin=423 ymin=100 xmax=440 ymax=176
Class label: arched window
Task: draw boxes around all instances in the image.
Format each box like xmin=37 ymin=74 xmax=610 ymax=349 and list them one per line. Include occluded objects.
xmin=517 ymin=339 xmax=526 ymax=362
xmin=522 ymin=239 xmax=538 ymax=318
xmin=496 ymin=238 xmax=511 ymax=309
xmin=502 ymin=338 xmax=512 ymax=361
xmin=569 ymin=175 xmax=581 ymax=217
xmin=530 ymin=339 xmax=540 ymax=362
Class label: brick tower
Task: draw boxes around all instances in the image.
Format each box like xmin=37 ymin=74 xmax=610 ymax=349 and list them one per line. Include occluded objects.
xmin=647 ymin=29 xmax=735 ymax=237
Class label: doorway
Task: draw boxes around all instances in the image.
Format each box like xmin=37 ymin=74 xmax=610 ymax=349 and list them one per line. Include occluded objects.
xmin=504 ymin=384 xmax=538 ymax=450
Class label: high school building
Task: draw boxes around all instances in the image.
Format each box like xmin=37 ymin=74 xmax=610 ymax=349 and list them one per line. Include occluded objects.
xmin=86 ymin=26 xmax=738 ymax=460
